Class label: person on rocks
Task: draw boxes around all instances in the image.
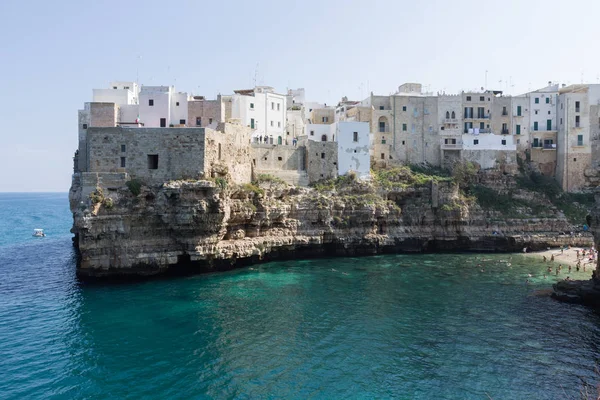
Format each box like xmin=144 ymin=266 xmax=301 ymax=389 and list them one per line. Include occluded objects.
xmin=551 ymin=254 xmax=555 ymax=262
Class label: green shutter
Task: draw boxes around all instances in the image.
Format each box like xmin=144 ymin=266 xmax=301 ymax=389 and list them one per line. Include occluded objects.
xmin=516 ymin=125 xmax=521 ymax=135
xmin=534 ymin=121 xmax=538 ymax=131
xmin=517 ymin=106 xmax=522 ymax=116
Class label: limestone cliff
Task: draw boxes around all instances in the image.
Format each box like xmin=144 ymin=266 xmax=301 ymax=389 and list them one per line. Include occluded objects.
xmin=70 ymin=170 xmax=591 ymax=279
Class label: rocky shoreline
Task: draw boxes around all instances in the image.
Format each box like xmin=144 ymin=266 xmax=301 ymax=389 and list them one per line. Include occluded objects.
xmin=70 ymin=170 xmax=594 ymax=280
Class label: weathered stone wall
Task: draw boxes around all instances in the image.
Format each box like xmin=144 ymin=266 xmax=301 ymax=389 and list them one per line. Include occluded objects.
xmin=90 ymin=103 xmax=117 ymax=127
xmin=462 ymin=149 xmax=518 ymax=173
xmin=204 ymin=123 xmax=252 ymax=184
xmin=251 ymin=143 xmax=305 ymax=172
xmin=310 ymin=108 xmax=334 ymax=124
xmin=86 ymin=127 xmax=206 ymax=185
xmin=187 ymin=99 xmax=221 ymax=127
xmin=531 ymin=147 xmax=557 ymax=176
xmin=306 ymin=140 xmax=338 ymax=182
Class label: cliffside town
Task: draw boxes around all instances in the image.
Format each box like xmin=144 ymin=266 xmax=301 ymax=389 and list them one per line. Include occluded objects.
xmin=70 ymin=80 xmax=599 ymax=278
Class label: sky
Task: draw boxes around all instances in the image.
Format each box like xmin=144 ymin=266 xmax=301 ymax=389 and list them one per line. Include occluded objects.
xmin=1 ymin=0 xmax=600 ymax=191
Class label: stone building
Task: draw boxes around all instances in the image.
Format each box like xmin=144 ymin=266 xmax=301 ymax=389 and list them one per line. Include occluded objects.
xmin=187 ymin=95 xmax=224 ymax=128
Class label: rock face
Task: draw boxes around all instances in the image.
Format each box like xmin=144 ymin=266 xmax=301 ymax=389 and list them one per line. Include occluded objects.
xmin=70 ymin=176 xmax=592 ymax=279
xmin=552 ymin=189 xmax=600 ymax=307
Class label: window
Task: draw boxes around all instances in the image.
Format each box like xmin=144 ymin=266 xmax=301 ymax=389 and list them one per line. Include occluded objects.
xmin=402 ymin=124 xmax=407 ymax=131
xmin=120 ymin=157 xmax=126 ymax=168
xmin=277 ymin=103 xmax=280 ymax=111
xmin=209 ymin=118 xmax=213 ymax=124
xmin=180 ymin=119 xmax=186 ymax=125
xmin=546 ymin=97 xmax=550 ymax=104
xmin=402 ymin=141 xmax=405 ymax=145
xmin=474 ymin=139 xmax=479 ymax=145
xmin=516 ymin=125 xmax=521 ymax=135
xmin=160 ymin=118 xmax=166 ymax=127
xmin=546 ymin=119 xmax=552 ymax=130
xmin=270 ymin=121 xmax=274 ymax=127
xmin=576 ymin=115 xmax=580 ymax=127
xmin=271 ymin=102 xmax=274 ymax=110
xmin=353 ymin=132 xmax=358 ymax=142
xmin=548 ymin=111 xmax=551 ymax=115
xmin=147 ymin=154 xmax=159 ymax=169
xmin=278 ymin=157 xmax=282 ymax=161
xmin=251 ymin=118 xmax=255 ymax=129
xmin=381 ymin=153 xmax=385 ymax=160
xmin=533 ymin=122 xmax=538 ymax=131
xmin=149 ymin=99 xmax=154 ymax=106
xmin=121 ymin=144 xmax=126 ymax=152
xmin=402 ymin=106 xmax=407 ymax=111
xmin=575 ymin=101 xmax=581 ymax=112
xmin=196 ymin=117 xmax=202 ymax=126
xmin=278 ymin=122 xmax=281 ymax=128
xmin=446 ymin=111 xmax=450 ymax=119
xmin=82 ymin=123 xmax=87 ymax=129
xmin=533 ymin=138 xmax=540 ymax=147
xmin=535 ymin=97 xmax=539 ymax=104
xmin=574 ymin=158 xmax=577 ymax=162
xmin=176 ymin=102 xmax=180 ymax=106
xmin=560 ymin=118 xmax=563 ymax=125
xmin=321 ymin=134 xmax=327 ymax=142
xmin=577 ymin=134 xmax=584 ymax=146
xmin=379 ymin=121 xmax=386 ymax=132
xmin=250 ymin=103 xmax=254 ymax=109
xmin=517 ymin=139 xmax=520 ymax=144
xmin=502 ymin=106 xmax=507 ymax=115
xmin=517 ymin=105 xmax=522 ymax=116
xmin=466 ymin=96 xmax=471 ymax=101
xmin=451 ymin=111 xmax=455 ymax=119
xmin=321 ymin=153 xmax=325 ymax=159
xmin=124 ymin=86 xmax=129 ymax=89
xmin=113 ymin=86 xmax=117 ymax=89
xmin=501 ymin=139 xmax=506 ymax=145
xmin=310 ymin=130 xmax=314 ymax=136
xmin=535 ymin=110 xmax=538 ymax=115
xmin=322 ymin=117 xmax=328 ymax=123
xmin=480 ymin=96 xmax=484 ymax=101
xmin=379 ymin=106 xmax=384 ymax=110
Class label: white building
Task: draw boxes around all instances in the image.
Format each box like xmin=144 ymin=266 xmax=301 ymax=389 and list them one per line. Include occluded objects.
xmin=511 ymin=95 xmax=530 ymax=152
xmin=287 ymin=88 xmax=305 ymax=107
xmin=461 ymin=132 xmax=517 ymax=169
xmin=529 ymin=83 xmax=558 ymax=134
xmin=230 ymin=86 xmax=286 ymax=142
xmin=92 ymin=81 xmax=139 ymax=105
xmin=336 ymin=122 xmax=370 ymax=179
xmin=138 ymin=86 xmax=188 ymax=128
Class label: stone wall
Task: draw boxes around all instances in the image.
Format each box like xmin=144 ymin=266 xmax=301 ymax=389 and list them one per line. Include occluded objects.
xmin=306 ymin=140 xmax=338 ymax=182
xmin=251 ymin=143 xmax=305 ymax=172
xmin=187 ymin=99 xmax=221 ymax=128
xmin=86 ymin=127 xmax=206 ymax=185
xmin=204 ymin=123 xmax=252 ymax=184
xmin=90 ymin=103 xmax=117 ymax=127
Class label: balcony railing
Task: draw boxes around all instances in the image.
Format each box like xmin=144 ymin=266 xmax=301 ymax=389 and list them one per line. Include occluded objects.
xmin=444 ymin=118 xmax=458 ymax=124
xmin=465 ymin=128 xmax=491 ymax=134
xmin=502 ymin=111 xmax=508 ymax=116
xmin=533 ymin=143 xmax=556 ymax=150
xmin=501 ymin=129 xmax=509 ymax=135
xmin=441 ymin=143 xmax=462 ymax=149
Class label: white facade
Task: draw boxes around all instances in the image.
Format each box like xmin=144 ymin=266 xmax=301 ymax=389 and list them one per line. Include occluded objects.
xmin=461 ymin=133 xmax=516 ymax=150
xmin=138 ymin=86 xmax=188 ymax=127
xmin=529 ymin=84 xmax=558 ymax=133
xmin=511 ymin=96 xmax=530 ymax=151
xmin=306 ymin=123 xmax=334 ymax=142
xmin=231 ymin=86 xmax=287 ymax=140
xmin=287 ymin=88 xmax=305 ymax=106
xmin=336 ymin=122 xmax=370 ymax=179
xmin=286 ymin=109 xmax=305 ymax=140
xmin=92 ymin=81 xmax=139 ymax=106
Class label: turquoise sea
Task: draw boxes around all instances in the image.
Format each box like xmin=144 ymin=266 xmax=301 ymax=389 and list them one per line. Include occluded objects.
xmin=1 ymin=192 xmax=600 ymax=399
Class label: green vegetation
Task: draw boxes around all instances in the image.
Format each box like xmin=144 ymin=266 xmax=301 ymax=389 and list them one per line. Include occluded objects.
xmin=89 ymin=187 xmax=104 ymax=204
xmin=311 ymin=173 xmax=359 ymax=192
xmin=451 ymin=161 xmax=477 ymax=187
xmin=240 ymin=183 xmax=264 ymax=196
xmin=255 ymin=174 xmax=286 ymax=185
xmin=372 ymin=165 xmax=452 ymax=190
xmin=102 ymin=198 xmax=114 ymax=209
xmin=126 ymin=179 xmax=143 ymax=196
xmin=215 ymin=177 xmax=228 ymax=190
xmin=516 ymin=171 xmax=593 ymax=224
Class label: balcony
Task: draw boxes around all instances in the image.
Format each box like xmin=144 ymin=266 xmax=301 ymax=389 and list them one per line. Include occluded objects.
xmin=502 ymin=111 xmax=508 ymax=116
xmin=532 ymin=143 xmax=556 ymax=150
xmin=441 ymin=143 xmax=462 ymax=150
xmin=514 ymin=113 xmax=523 ymax=117
xmin=464 ymin=128 xmax=491 ymax=134
xmin=501 ymin=129 xmax=509 ymax=135
xmin=444 ymin=118 xmax=459 ymax=124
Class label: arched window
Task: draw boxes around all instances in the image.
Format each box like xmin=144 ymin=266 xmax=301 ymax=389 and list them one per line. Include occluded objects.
xmin=446 ymin=111 xmax=450 ymax=119
xmin=321 ymin=134 xmax=327 ymax=142
xmin=451 ymin=111 xmax=455 ymax=119
xmin=378 ymin=116 xmax=388 ymax=133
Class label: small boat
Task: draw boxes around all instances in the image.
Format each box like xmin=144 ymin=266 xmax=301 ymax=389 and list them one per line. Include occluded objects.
xmin=32 ymin=229 xmax=45 ymax=237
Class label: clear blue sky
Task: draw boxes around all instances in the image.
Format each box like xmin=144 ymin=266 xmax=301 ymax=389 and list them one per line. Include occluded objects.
xmin=1 ymin=0 xmax=599 ymax=192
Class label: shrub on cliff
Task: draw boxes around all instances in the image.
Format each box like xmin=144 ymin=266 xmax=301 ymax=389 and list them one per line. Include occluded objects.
xmin=126 ymin=179 xmax=143 ymax=196
xmin=239 ymin=183 xmax=264 ymax=197
xmin=89 ymin=187 xmax=104 ymax=204
xmin=373 ymin=166 xmax=451 ymax=190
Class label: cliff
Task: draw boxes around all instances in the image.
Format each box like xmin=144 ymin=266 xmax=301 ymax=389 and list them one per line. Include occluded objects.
xmin=70 ymin=168 xmax=592 ymax=279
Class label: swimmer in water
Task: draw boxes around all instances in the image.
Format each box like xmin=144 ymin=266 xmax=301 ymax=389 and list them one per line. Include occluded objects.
xmin=568 ymin=265 xmax=572 ymax=272
xmin=551 ymin=254 xmax=555 ymax=262
xmin=543 ymin=255 xmax=547 ymax=262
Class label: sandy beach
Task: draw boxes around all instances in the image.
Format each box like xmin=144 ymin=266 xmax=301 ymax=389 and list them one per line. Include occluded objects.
xmin=519 ymin=245 xmax=597 ymax=268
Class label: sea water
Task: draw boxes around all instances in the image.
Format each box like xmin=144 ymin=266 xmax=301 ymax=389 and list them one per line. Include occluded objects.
xmin=1 ymin=192 xmax=599 ymax=399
